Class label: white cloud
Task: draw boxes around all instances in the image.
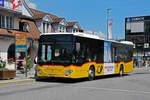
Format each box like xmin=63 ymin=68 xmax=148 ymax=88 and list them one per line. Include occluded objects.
xmin=25 ymin=0 xmax=37 ymax=9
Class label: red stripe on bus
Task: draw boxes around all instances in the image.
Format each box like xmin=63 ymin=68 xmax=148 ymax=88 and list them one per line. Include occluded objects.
xmin=37 ymin=61 xmax=132 ymax=68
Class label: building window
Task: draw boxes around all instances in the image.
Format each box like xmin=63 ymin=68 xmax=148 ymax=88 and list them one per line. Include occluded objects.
xmin=43 ymin=23 xmax=50 ymax=33
xmin=19 ymin=22 xmax=29 ymax=32
xmin=57 ymin=26 xmax=61 ymax=32
xmin=73 ymin=29 xmax=76 ymax=33
xmin=0 ymin=15 xmax=14 ymax=29
xmin=145 ymin=21 xmax=150 ymax=33
xmin=1 ymin=15 xmax=5 ymax=28
xmin=58 ymin=26 xmax=66 ymax=32
xmin=10 ymin=17 xmax=13 ymax=29
xmin=47 ymin=24 xmax=49 ymax=33
xmin=61 ymin=27 xmax=64 ymax=32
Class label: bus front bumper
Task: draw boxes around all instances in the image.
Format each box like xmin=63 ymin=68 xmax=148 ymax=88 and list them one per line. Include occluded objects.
xmin=36 ymin=66 xmax=77 ymax=79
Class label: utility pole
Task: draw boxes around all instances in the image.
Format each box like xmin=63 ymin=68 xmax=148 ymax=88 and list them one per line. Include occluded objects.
xmin=107 ymin=8 xmax=112 ymax=40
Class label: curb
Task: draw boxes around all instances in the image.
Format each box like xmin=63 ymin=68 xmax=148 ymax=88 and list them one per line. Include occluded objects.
xmin=134 ymin=67 xmax=150 ymax=71
xmin=0 ymin=79 xmax=36 ymax=86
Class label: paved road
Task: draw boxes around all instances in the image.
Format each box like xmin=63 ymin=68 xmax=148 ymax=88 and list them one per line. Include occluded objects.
xmin=0 ymin=70 xmax=150 ymax=100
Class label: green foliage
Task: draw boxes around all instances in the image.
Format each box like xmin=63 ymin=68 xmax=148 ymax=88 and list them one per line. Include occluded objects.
xmin=0 ymin=61 xmax=8 ymax=71
xmin=8 ymin=58 xmax=14 ymax=64
xmin=26 ymin=56 xmax=33 ymax=69
xmin=0 ymin=61 xmax=6 ymax=68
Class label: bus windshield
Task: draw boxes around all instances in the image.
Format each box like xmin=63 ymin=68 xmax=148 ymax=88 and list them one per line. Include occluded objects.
xmin=38 ymin=42 xmax=72 ymax=65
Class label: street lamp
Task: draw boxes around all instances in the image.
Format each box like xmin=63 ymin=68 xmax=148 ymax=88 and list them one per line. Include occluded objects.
xmin=107 ymin=8 xmax=112 ymax=40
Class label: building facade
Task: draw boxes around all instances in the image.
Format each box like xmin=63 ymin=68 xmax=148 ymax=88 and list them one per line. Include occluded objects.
xmin=0 ymin=0 xmax=40 ymax=70
xmin=125 ymin=16 xmax=150 ymax=66
xmin=0 ymin=0 xmax=83 ymax=70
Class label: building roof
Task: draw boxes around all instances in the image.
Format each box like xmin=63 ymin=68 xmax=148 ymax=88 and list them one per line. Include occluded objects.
xmin=67 ymin=21 xmax=84 ymax=32
xmin=30 ymin=8 xmax=58 ymax=20
xmin=22 ymin=19 xmax=41 ymax=39
xmin=52 ymin=18 xmax=65 ymax=23
xmin=0 ymin=19 xmax=41 ymax=39
xmin=67 ymin=22 xmax=78 ymax=27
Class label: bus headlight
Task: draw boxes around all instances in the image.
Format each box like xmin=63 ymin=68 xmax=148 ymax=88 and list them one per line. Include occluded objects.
xmin=38 ymin=69 xmax=42 ymax=74
xmin=64 ymin=70 xmax=73 ymax=75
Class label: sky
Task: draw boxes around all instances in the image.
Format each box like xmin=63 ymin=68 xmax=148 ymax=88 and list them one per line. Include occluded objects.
xmin=30 ymin=0 xmax=150 ymax=39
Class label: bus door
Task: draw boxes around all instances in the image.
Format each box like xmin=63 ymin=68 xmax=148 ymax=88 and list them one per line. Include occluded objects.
xmin=104 ymin=41 xmax=115 ymax=75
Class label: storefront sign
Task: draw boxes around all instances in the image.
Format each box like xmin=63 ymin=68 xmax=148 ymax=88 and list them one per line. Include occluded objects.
xmin=131 ymin=17 xmax=144 ymax=22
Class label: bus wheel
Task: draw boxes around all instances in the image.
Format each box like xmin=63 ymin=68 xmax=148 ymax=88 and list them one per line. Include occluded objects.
xmin=88 ymin=67 xmax=95 ymax=81
xmin=119 ymin=65 xmax=124 ymax=77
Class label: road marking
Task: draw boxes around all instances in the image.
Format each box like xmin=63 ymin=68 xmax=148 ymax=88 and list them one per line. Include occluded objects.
xmin=75 ymin=86 xmax=150 ymax=95
xmin=0 ymin=79 xmax=35 ymax=86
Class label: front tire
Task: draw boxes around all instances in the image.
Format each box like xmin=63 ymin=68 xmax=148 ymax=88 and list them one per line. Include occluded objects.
xmin=88 ymin=67 xmax=95 ymax=81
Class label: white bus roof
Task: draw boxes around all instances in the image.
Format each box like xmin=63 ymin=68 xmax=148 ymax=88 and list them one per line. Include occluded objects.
xmin=41 ymin=32 xmax=133 ymax=45
xmin=120 ymin=41 xmax=134 ymax=45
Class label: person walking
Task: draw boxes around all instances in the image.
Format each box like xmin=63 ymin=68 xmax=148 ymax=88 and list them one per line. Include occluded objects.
xmin=145 ymin=60 xmax=148 ymax=70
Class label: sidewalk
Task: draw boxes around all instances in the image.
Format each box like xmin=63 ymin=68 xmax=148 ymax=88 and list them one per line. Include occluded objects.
xmin=134 ymin=66 xmax=150 ymax=71
xmin=0 ymin=67 xmax=149 ymax=86
xmin=0 ymin=68 xmax=36 ymax=86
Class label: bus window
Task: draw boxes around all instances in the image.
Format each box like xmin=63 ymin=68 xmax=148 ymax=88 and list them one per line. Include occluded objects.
xmin=111 ymin=47 xmax=116 ymax=62
xmin=47 ymin=46 xmax=52 ymax=61
xmin=41 ymin=45 xmax=46 ymax=62
xmin=76 ymin=43 xmax=80 ymax=53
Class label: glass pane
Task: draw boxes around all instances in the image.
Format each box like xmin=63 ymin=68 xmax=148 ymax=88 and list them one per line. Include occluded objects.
xmin=2 ymin=16 xmax=5 ymax=28
xmin=47 ymin=45 xmax=52 ymax=61
xmin=104 ymin=42 xmax=112 ymax=63
xmin=0 ymin=15 xmax=1 ymax=28
xmin=10 ymin=17 xmax=13 ymax=29
xmin=6 ymin=16 xmax=9 ymax=28
xmin=41 ymin=45 xmax=46 ymax=61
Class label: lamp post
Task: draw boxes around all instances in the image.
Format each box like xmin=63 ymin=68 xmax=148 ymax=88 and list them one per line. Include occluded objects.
xmin=107 ymin=8 xmax=112 ymax=40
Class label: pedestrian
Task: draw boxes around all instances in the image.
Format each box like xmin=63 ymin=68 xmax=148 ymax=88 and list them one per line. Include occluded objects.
xmin=145 ymin=60 xmax=148 ymax=70
xmin=34 ymin=56 xmax=38 ymax=78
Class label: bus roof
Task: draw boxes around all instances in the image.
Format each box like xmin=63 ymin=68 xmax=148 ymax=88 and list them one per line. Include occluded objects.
xmin=41 ymin=32 xmax=133 ymax=45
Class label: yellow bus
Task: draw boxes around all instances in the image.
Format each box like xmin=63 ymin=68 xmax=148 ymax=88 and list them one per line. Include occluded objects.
xmin=35 ymin=33 xmax=133 ymax=80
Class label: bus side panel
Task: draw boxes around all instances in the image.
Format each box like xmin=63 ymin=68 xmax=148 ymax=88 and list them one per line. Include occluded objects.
xmin=69 ymin=65 xmax=87 ymax=78
xmin=114 ymin=62 xmax=124 ymax=74
xmin=95 ymin=64 xmax=104 ymax=76
xmin=114 ymin=63 xmax=120 ymax=74
xmin=124 ymin=61 xmax=134 ymax=73
xmin=71 ymin=62 xmax=104 ymax=78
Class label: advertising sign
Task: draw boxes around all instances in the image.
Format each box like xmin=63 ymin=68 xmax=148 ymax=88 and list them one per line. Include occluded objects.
xmin=104 ymin=63 xmax=115 ymax=75
xmin=15 ymin=33 xmax=26 ymax=52
xmin=104 ymin=41 xmax=115 ymax=75
xmin=108 ymin=20 xmax=112 ymax=39
xmin=104 ymin=42 xmax=112 ymax=62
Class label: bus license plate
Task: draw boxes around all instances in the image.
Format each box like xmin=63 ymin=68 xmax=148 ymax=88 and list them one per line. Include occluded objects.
xmin=50 ymin=75 xmax=54 ymax=77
